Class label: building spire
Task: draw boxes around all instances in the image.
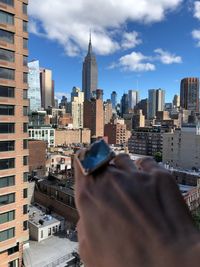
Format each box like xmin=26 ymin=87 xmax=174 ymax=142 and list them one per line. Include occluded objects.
xmin=88 ymin=30 xmax=92 ymax=54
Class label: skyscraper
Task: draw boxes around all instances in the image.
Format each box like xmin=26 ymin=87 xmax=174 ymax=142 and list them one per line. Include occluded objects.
xmin=0 ymin=1 xmax=29 ymax=265
xmin=148 ymin=89 xmax=165 ymax=119
xmin=173 ymin=94 xmax=180 ymax=108
xmin=111 ymin=91 xmax=117 ymax=109
xmin=180 ymin=78 xmax=199 ymax=112
xmin=148 ymin=89 xmax=156 ymax=119
xmin=156 ymin=89 xmax=165 ymax=112
xmin=71 ymin=87 xmax=84 ymax=129
xmin=128 ymin=90 xmax=139 ymax=110
xmin=121 ymin=93 xmax=129 ymax=116
xmin=40 ymin=68 xmax=54 ymax=109
xmin=82 ymin=34 xmax=98 ymax=100
xmin=28 ymin=60 xmax=41 ymax=112
xmin=104 ymin=99 xmax=113 ymax=124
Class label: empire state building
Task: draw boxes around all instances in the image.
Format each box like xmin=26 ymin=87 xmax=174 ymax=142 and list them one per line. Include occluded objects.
xmin=82 ymin=35 xmax=98 ymax=100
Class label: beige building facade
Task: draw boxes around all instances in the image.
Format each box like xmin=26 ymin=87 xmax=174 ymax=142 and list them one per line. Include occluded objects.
xmin=0 ymin=1 xmax=29 ymax=266
xmin=163 ymin=126 xmax=200 ymax=169
xmin=55 ymin=128 xmax=91 ymax=145
xmin=71 ymin=87 xmax=84 ymax=129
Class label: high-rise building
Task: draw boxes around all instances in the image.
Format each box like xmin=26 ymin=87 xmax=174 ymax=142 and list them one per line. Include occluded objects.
xmin=121 ymin=93 xmax=129 ymax=116
xmin=128 ymin=90 xmax=139 ymax=111
xmin=0 ymin=1 xmax=29 ymax=266
xmin=71 ymin=87 xmax=84 ymax=129
xmin=132 ymin=110 xmax=145 ymax=129
xmin=148 ymin=89 xmax=156 ymax=119
xmin=111 ymin=91 xmax=117 ymax=109
xmin=148 ymin=89 xmax=165 ymax=119
xmin=59 ymin=95 xmax=67 ymax=110
xmin=40 ymin=68 xmax=54 ymax=109
xmin=83 ymin=90 xmax=104 ymax=138
xmin=28 ymin=60 xmax=41 ymax=112
xmin=180 ymin=78 xmax=199 ymax=112
xmin=135 ymin=99 xmax=148 ymax=119
xmin=104 ymin=99 xmax=113 ymax=124
xmin=173 ymin=94 xmax=180 ymax=108
xmin=156 ymin=89 xmax=165 ymax=113
xmin=82 ymin=35 xmax=98 ymax=100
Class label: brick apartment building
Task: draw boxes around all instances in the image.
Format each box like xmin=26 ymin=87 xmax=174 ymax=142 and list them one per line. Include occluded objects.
xmin=104 ymin=123 xmax=128 ymax=145
xmin=0 ymin=1 xmax=29 ymax=266
xmin=128 ymin=127 xmax=163 ymax=156
xmin=83 ymin=92 xmax=104 ymax=139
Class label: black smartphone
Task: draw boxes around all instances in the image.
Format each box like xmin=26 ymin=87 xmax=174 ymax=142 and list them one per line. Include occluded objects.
xmin=78 ymin=139 xmax=115 ymax=175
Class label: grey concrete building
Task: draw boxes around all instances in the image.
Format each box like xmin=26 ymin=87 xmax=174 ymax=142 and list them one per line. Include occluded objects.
xmin=163 ymin=124 xmax=200 ymax=169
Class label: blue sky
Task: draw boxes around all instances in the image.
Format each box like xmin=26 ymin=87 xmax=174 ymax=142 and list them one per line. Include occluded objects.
xmin=28 ymin=0 xmax=200 ymax=103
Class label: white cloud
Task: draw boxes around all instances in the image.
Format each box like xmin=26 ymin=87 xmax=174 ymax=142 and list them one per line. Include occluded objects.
xmin=154 ymin=48 xmax=182 ymax=64
xmin=192 ymin=29 xmax=200 ymax=46
xmin=194 ymin=1 xmax=200 ymax=20
xmin=116 ymin=52 xmax=156 ymax=72
xmin=121 ymin=31 xmax=142 ymax=49
xmin=29 ymin=0 xmax=182 ymax=56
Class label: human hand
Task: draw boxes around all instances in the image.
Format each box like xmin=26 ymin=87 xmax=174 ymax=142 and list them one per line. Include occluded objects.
xmin=74 ymin=153 xmax=200 ymax=267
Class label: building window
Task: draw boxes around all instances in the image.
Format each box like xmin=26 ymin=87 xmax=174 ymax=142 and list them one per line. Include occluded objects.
xmin=23 ymin=172 xmax=28 ymax=182
xmin=23 ymin=188 xmax=28 ymax=198
xmin=23 ymin=139 xmax=28 ymax=149
xmin=0 ymin=175 xmax=15 ymax=188
xmin=0 ymin=0 xmax=14 ymax=6
xmin=0 ymin=141 xmax=15 ymax=152
xmin=23 ymin=89 xmax=28 ymax=99
xmin=8 ymin=243 xmax=19 ymax=255
xmin=0 ymin=123 xmax=15 ymax=133
xmin=23 ymin=3 xmax=27 ymax=15
xmin=0 ymin=158 xmax=15 ymax=170
xmin=0 ymin=10 xmax=14 ymax=25
xmin=0 ymin=227 xmax=15 ymax=242
xmin=23 ymin=220 xmax=28 ymax=231
xmin=0 ymin=86 xmax=14 ymax=98
xmin=23 ymin=38 xmax=28 ymax=49
xmin=23 ymin=55 xmax=28 ymax=66
xmin=23 ymin=20 xmax=28 ymax=32
xmin=23 ymin=72 xmax=28 ymax=83
xmin=0 ymin=210 xmax=15 ymax=224
xmin=23 ymin=123 xmax=28 ymax=133
xmin=0 ymin=48 xmax=14 ymax=62
xmin=23 ymin=156 xmax=28 ymax=166
xmin=0 ymin=67 xmax=15 ymax=80
xmin=0 ymin=104 xmax=14 ymax=115
xmin=0 ymin=193 xmax=15 ymax=206
xmin=23 ymin=106 xmax=28 ymax=116
xmin=8 ymin=259 xmax=19 ymax=267
xmin=23 ymin=204 xmax=28 ymax=214
xmin=0 ymin=29 xmax=14 ymax=44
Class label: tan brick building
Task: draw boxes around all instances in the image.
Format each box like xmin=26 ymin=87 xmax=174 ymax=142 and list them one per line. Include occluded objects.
xmin=0 ymin=1 xmax=29 ymax=266
xmin=104 ymin=123 xmax=128 ymax=145
xmin=55 ymin=128 xmax=91 ymax=145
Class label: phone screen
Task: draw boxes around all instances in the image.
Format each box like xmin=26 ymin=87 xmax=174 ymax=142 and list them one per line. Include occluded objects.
xmin=80 ymin=140 xmax=115 ymax=174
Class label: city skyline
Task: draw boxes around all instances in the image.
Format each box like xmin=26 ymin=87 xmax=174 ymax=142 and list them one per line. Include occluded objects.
xmin=28 ymin=1 xmax=200 ymax=102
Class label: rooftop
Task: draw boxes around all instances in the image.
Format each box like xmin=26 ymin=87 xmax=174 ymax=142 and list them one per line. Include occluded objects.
xmin=29 ymin=203 xmax=64 ymax=228
xmin=23 ymin=232 xmax=78 ymax=267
